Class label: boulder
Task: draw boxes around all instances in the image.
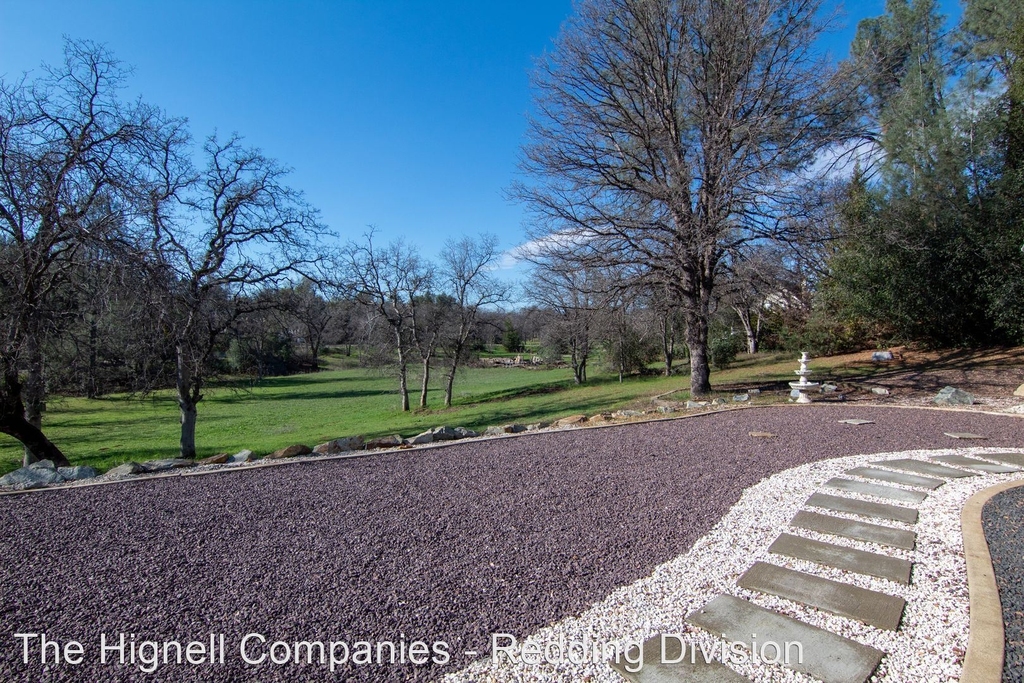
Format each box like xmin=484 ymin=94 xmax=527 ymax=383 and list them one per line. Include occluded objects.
xmin=430 ymin=426 xmax=458 ymax=441
xmin=365 ymin=435 xmax=402 ymax=449
xmin=484 ymin=426 xmax=506 ymax=436
xmin=933 ymin=386 xmax=974 ymax=406
xmin=197 ymin=453 xmax=230 ymax=465
xmin=139 ymin=458 xmax=196 ymax=473
xmin=453 ymin=427 xmax=479 ymax=438
xmin=107 ymin=462 xmax=144 ymax=477
xmin=732 ymin=394 xmax=749 ymax=402
xmin=227 ymin=449 xmax=254 ymax=464
xmin=0 ymin=465 xmax=64 ymax=489
xmin=57 ymin=466 xmax=99 ymax=481
xmin=1014 ymin=384 xmax=1024 ymax=398
xmin=313 ymin=436 xmax=365 ymax=455
xmin=872 ymin=351 xmax=894 ymax=362
xmin=554 ymin=415 xmax=587 ymax=427
xmin=265 ymin=444 xmax=312 ymax=460
xmin=405 ymin=431 xmax=434 ymax=445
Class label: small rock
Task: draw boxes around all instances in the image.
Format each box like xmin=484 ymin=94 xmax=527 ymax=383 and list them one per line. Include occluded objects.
xmin=484 ymin=426 xmax=506 ymax=436
xmin=197 ymin=453 xmax=230 ymax=465
xmin=685 ymin=401 xmax=707 ymax=409
xmin=732 ymin=394 xmax=749 ymax=402
xmin=821 ymin=383 xmax=838 ymax=393
xmin=453 ymin=427 xmax=479 ymax=438
xmin=107 ymin=462 xmax=144 ymax=477
xmin=1014 ymin=384 xmax=1024 ymax=398
xmin=406 ymin=431 xmax=434 ymax=445
xmin=587 ymin=413 xmax=612 ymax=423
xmin=933 ymin=386 xmax=974 ymax=406
xmin=502 ymin=424 xmax=527 ymax=434
xmin=265 ymin=444 xmax=312 ymax=460
xmin=227 ymin=449 xmax=254 ymax=464
xmin=27 ymin=459 xmax=57 ymax=470
xmin=0 ymin=465 xmax=64 ymax=488
xmin=871 ymin=387 xmax=890 ymax=396
xmin=711 ymin=398 xmax=728 ymax=405
xmin=657 ymin=405 xmax=675 ymax=414
xmin=790 ymin=389 xmax=802 ymax=399
xmin=365 ymin=435 xmax=402 ymax=449
xmin=613 ymin=410 xmax=644 ymax=418
xmin=747 ymin=389 xmax=761 ymax=395
xmin=57 ymin=466 xmax=99 ymax=481
xmin=554 ymin=415 xmax=587 ymax=427
xmin=872 ymin=351 xmax=894 ymax=362
xmin=430 ymin=426 xmax=458 ymax=441
xmin=525 ymin=423 xmax=543 ymax=431
xmin=139 ymin=458 xmax=196 ymax=473
xmin=313 ymin=436 xmax=365 ymax=455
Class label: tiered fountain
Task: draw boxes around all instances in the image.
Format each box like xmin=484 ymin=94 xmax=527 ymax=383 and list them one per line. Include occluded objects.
xmin=789 ymin=351 xmax=819 ymax=404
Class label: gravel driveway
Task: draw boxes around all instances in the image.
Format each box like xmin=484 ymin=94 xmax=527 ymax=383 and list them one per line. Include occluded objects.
xmin=2 ymin=405 xmax=1021 ymax=682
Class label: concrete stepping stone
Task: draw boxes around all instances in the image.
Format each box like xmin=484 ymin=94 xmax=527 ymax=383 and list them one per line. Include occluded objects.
xmin=790 ymin=510 xmax=916 ymax=551
xmin=977 ymin=452 xmax=1024 ymax=468
xmin=687 ymin=594 xmax=884 ymax=683
xmin=869 ymin=458 xmax=976 ymax=479
xmin=931 ymin=454 xmax=1020 ymax=474
xmin=806 ymin=492 xmax=919 ymax=525
xmin=838 ymin=419 xmax=874 ymax=425
xmin=738 ymin=562 xmax=906 ymax=631
xmin=824 ymin=477 xmax=928 ymax=504
xmin=944 ymin=432 xmax=987 ymax=440
xmin=609 ymin=633 xmax=748 ymax=682
xmin=844 ymin=466 xmax=944 ymax=490
xmin=768 ymin=533 xmax=912 ymax=584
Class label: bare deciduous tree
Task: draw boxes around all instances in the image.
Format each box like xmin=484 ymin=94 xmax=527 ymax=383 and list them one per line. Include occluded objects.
xmin=146 ymin=134 xmax=326 ymax=459
xmin=439 ymin=234 xmax=511 ymax=407
xmin=517 ymin=0 xmax=857 ymax=396
xmin=341 ymin=233 xmax=431 ymax=412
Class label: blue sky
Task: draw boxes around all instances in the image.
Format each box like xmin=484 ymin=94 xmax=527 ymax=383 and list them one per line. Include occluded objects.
xmin=0 ymin=0 xmax=963 ymax=279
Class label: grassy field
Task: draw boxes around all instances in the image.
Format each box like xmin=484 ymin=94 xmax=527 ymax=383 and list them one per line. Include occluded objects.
xmin=0 ymin=349 xmax=847 ymax=476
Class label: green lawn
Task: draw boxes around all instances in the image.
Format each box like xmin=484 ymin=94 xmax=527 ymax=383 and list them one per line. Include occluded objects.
xmin=0 ymin=349 xmax=848 ymax=476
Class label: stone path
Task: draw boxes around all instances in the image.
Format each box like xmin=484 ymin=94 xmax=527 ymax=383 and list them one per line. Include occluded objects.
xmin=612 ymin=442 xmax=1023 ymax=683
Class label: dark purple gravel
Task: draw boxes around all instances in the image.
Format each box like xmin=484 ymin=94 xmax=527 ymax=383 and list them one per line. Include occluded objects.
xmin=1 ymin=405 xmax=1021 ymax=682
xmin=982 ymin=484 xmax=1024 ymax=682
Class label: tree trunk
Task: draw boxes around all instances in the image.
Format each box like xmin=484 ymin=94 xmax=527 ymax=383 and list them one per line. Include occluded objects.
xmin=733 ymin=306 xmax=758 ymax=355
xmin=86 ymin=315 xmax=99 ymax=398
xmin=661 ymin=313 xmax=675 ymax=376
xmin=1 ymin=366 xmax=70 ymax=467
xmin=23 ymin=334 xmax=45 ymax=466
xmin=419 ymin=356 xmax=431 ymax=409
xmin=176 ymin=344 xmax=199 ymax=459
xmin=685 ymin=306 xmax=712 ymax=397
xmin=179 ymin=398 xmax=198 ymax=460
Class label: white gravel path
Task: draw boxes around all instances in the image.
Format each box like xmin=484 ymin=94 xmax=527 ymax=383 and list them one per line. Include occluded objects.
xmin=442 ymin=446 xmax=1024 ymax=683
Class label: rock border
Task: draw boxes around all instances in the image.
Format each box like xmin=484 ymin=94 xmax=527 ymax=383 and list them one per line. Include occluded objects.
xmin=1 ymin=402 xmax=1022 ymax=498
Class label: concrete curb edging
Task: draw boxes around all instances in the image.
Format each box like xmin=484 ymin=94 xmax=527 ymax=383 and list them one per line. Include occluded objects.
xmin=960 ymin=478 xmax=1024 ymax=682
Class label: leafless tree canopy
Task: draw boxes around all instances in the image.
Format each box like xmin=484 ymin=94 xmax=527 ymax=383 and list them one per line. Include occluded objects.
xmin=516 ymin=0 xmax=858 ymax=394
